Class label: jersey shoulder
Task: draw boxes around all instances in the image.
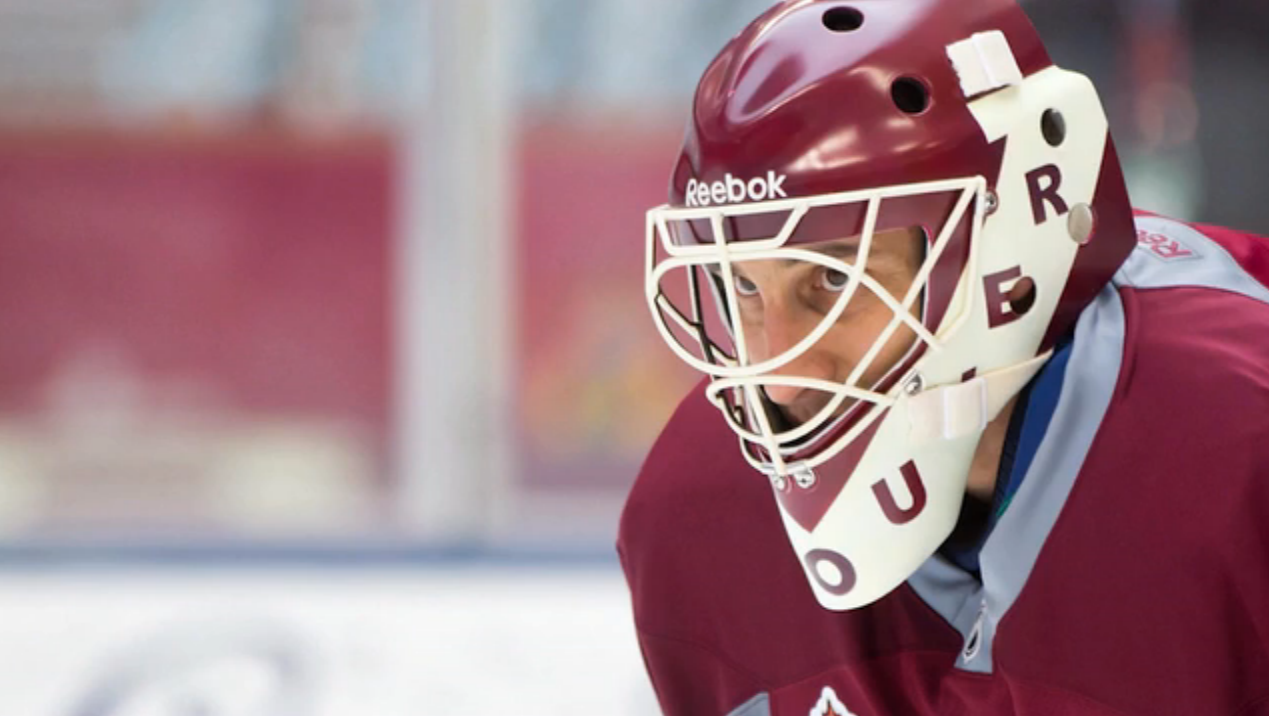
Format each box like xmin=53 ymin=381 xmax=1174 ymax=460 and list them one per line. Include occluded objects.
xmin=1117 ymin=212 xmax=1269 ymax=417
xmin=617 ymin=385 xmax=788 ymax=714
xmin=1109 ymin=212 xmax=1269 ymax=478
xmin=992 ymin=214 xmax=1269 ymax=713
xmin=618 ymin=381 xmax=790 ymax=632
xmin=1083 ymin=213 xmax=1269 ymax=566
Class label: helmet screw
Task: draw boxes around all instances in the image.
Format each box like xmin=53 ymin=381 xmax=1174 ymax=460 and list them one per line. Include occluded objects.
xmin=772 ymin=475 xmax=789 ymax=491
xmin=904 ymin=373 xmax=925 ymax=396
xmin=984 ymin=190 xmax=1000 ymax=215
xmin=1068 ymin=203 xmax=1096 ymax=245
xmin=792 ymin=464 xmax=817 ymax=489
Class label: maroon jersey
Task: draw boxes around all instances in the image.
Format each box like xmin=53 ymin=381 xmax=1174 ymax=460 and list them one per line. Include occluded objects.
xmin=619 ymin=214 xmax=1269 ymax=716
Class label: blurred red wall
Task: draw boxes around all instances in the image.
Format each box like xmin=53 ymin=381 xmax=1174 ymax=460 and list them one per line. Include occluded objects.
xmin=0 ymin=121 xmax=695 ymax=527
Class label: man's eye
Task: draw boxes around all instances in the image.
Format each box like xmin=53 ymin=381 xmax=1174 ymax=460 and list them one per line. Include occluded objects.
xmin=734 ymin=274 xmax=760 ymax=297
xmin=819 ymin=268 xmax=851 ymax=292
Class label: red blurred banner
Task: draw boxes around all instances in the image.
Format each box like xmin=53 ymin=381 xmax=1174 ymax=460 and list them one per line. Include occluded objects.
xmin=0 ymin=121 xmax=696 ymax=533
xmin=0 ymin=131 xmax=393 ymax=532
xmin=515 ymin=120 xmax=698 ymax=491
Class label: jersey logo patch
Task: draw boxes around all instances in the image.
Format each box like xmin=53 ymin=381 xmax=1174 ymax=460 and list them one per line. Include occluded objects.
xmin=809 ymin=686 xmax=859 ymax=716
xmin=1136 ymin=227 xmax=1200 ymax=262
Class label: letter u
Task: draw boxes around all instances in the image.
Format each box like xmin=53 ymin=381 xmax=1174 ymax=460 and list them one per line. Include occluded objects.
xmin=871 ymin=461 xmax=928 ymax=525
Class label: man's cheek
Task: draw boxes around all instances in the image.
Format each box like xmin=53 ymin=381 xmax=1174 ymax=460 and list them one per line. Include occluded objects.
xmin=870 ymin=322 xmax=918 ymax=366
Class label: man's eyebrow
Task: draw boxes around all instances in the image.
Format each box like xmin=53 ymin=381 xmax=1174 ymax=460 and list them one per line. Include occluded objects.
xmin=780 ymin=242 xmax=858 ymax=266
xmin=705 ymin=242 xmax=863 ymax=276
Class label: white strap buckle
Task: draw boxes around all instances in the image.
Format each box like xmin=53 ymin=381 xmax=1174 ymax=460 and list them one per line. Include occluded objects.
xmin=947 ymin=31 xmax=1024 ymax=98
xmin=906 ymin=352 xmax=1053 ymax=442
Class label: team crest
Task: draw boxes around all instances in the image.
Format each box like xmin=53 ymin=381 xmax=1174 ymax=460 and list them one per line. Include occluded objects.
xmin=809 ymin=686 xmax=858 ymax=716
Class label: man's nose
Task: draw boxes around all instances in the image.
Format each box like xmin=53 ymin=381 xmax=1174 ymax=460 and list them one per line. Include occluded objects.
xmin=751 ymin=301 xmax=835 ymax=405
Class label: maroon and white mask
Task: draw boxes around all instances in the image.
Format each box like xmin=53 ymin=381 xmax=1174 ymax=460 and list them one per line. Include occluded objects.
xmin=644 ymin=0 xmax=1136 ymax=609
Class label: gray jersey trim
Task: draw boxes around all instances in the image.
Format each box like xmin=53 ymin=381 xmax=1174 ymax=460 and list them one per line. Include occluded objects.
xmin=907 ymin=215 xmax=1269 ymax=674
xmin=1124 ymin=215 xmax=1269 ymax=303
xmin=725 ymin=692 xmax=771 ymax=716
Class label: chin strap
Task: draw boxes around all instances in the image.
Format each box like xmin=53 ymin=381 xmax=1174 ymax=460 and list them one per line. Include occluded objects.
xmin=905 ymin=351 xmax=1054 ymax=443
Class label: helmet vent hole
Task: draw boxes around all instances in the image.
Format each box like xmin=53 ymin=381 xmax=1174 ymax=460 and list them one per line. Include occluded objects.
xmin=891 ymin=77 xmax=930 ymax=115
xmin=1009 ymin=277 xmax=1038 ymax=317
xmin=822 ymin=7 xmax=864 ymax=32
xmin=1042 ymin=109 xmax=1066 ymax=147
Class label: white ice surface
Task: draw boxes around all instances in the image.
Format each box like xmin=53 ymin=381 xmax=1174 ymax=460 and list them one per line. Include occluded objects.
xmin=0 ymin=565 xmax=659 ymax=716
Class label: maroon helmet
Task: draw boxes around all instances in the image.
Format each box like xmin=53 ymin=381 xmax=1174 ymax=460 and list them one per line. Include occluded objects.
xmin=645 ymin=0 xmax=1136 ymax=609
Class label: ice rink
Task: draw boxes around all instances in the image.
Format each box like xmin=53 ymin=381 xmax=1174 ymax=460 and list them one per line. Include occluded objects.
xmin=0 ymin=563 xmax=658 ymax=716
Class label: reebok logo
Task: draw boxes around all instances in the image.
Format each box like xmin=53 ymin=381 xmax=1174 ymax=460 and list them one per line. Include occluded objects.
xmin=685 ymin=171 xmax=789 ymax=207
xmin=1136 ymin=228 xmax=1198 ymax=262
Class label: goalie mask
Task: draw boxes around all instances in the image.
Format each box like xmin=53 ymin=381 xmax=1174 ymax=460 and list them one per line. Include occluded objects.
xmin=645 ymin=0 xmax=1135 ymax=610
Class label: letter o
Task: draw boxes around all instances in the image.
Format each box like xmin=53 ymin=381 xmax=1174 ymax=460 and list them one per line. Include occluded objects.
xmin=804 ymin=549 xmax=858 ymax=596
xmin=748 ymin=177 xmax=768 ymax=202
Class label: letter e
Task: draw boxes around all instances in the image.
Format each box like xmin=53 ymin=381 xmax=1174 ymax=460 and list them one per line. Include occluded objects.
xmin=983 ymin=266 xmax=1024 ymax=329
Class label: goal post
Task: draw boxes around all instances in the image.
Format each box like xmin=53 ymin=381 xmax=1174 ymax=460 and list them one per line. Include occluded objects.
xmin=394 ymin=0 xmax=518 ymax=543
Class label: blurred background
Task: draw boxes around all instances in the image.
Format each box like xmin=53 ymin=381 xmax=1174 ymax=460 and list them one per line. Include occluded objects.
xmin=0 ymin=1 xmax=1263 ymax=714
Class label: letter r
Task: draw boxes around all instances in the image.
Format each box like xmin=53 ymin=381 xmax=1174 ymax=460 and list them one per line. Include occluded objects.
xmin=1025 ymin=164 xmax=1069 ymax=225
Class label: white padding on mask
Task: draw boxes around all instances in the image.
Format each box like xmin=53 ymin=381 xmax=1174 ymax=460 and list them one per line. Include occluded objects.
xmin=906 ymin=351 xmax=1052 ymax=442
